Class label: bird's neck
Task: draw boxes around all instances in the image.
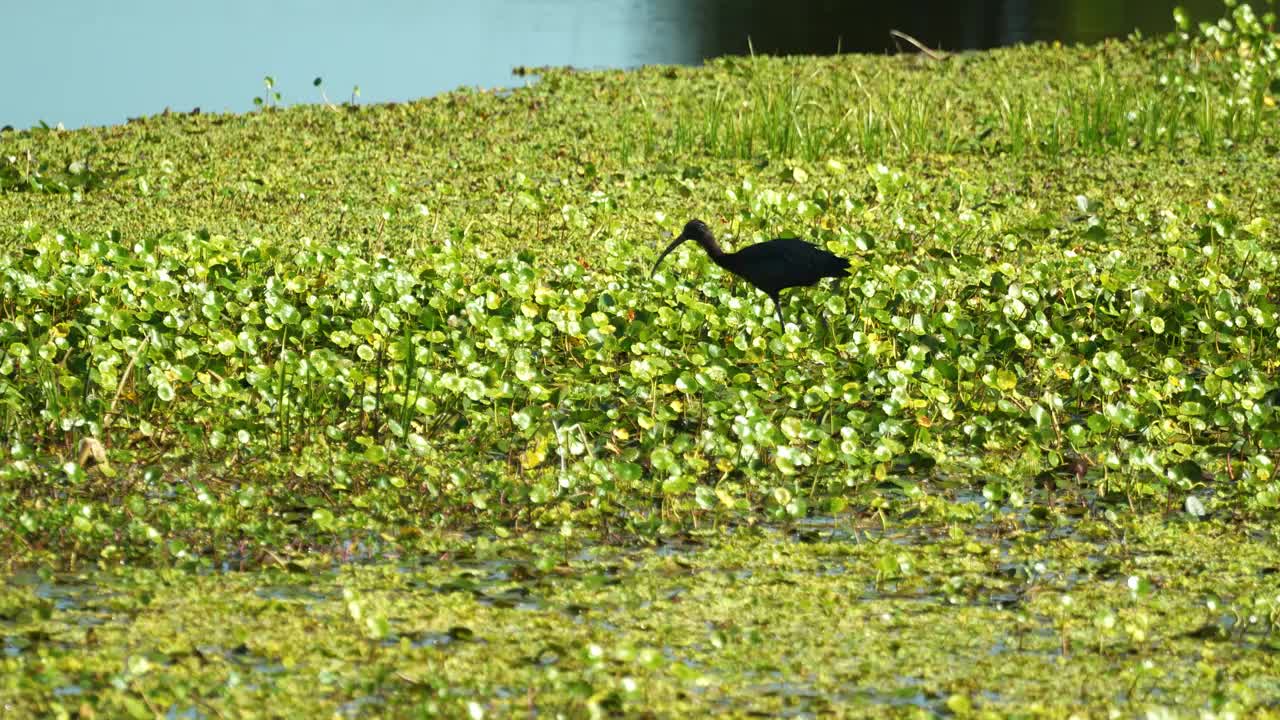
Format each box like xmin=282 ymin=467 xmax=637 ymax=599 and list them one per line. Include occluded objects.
xmin=698 ymin=237 xmax=727 ymax=261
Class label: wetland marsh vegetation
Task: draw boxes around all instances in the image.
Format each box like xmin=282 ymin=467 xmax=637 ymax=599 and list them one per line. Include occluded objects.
xmin=3 ymin=3 xmax=1280 ymax=717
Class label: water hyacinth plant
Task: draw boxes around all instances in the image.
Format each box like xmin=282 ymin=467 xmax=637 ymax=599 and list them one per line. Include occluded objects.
xmin=4 ymin=162 xmax=1280 ymax=532
xmin=2 ymin=3 xmax=1280 ymax=716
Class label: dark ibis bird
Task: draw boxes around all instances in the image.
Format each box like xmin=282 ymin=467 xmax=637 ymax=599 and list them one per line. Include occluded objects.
xmin=651 ymin=219 xmax=851 ymax=326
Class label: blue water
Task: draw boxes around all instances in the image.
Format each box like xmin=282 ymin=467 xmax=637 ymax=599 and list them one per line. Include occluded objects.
xmin=1 ymin=0 xmax=1237 ymax=131
xmin=4 ymin=0 xmax=698 ymax=130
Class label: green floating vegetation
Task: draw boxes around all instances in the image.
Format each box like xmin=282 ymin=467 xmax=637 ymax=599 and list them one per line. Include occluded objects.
xmin=0 ymin=0 xmax=1274 ymax=550
xmin=5 ymin=145 xmax=1280 ymax=559
xmin=3 ymin=1 xmax=1280 ymax=716
xmin=2 ymin=519 xmax=1279 ymax=718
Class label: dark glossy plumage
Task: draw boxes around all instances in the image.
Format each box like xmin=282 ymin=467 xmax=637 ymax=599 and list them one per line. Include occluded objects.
xmin=651 ymin=219 xmax=851 ymax=326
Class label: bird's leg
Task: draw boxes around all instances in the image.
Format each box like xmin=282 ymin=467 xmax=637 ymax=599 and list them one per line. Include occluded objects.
xmin=771 ymin=293 xmax=784 ymax=329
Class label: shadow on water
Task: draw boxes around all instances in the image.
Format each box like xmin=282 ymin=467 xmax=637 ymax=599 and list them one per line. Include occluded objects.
xmin=697 ymin=0 xmax=1235 ymax=58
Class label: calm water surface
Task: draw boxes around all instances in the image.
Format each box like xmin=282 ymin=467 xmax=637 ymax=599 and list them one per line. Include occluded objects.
xmin=1 ymin=0 xmax=1243 ymax=131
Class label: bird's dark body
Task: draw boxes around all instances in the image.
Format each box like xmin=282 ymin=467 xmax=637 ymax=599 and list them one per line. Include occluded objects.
xmin=715 ymin=238 xmax=849 ymax=295
xmin=651 ymin=219 xmax=850 ymax=326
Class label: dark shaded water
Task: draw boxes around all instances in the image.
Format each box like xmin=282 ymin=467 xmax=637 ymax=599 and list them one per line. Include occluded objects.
xmin=0 ymin=0 xmax=1253 ymax=130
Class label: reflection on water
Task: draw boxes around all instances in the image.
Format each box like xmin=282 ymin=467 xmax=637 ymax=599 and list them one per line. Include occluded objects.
xmin=0 ymin=0 xmax=1251 ymax=130
xmin=699 ymin=0 xmax=1244 ymax=58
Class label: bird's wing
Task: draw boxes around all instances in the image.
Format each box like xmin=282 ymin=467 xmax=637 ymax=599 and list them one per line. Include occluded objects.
xmin=782 ymin=239 xmax=850 ymax=277
xmin=732 ymin=239 xmax=850 ymax=290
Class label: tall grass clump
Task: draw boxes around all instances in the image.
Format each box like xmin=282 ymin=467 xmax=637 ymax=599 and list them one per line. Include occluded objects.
xmin=638 ymin=1 xmax=1279 ymax=161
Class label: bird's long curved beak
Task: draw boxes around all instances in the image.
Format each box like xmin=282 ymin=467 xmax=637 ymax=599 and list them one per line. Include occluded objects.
xmin=650 ymin=233 xmax=688 ymax=277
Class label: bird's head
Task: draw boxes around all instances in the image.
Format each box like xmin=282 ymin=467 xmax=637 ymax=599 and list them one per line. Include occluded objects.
xmin=678 ymin=219 xmax=714 ymax=244
xmin=651 ymin=219 xmax=717 ymax=277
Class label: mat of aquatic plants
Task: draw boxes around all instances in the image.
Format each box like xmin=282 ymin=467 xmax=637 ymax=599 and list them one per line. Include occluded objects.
xmin=4 ymin=2 xmax=1280 ymax=716
xmin=4 ymin=517 xmax=1279 ymax=718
